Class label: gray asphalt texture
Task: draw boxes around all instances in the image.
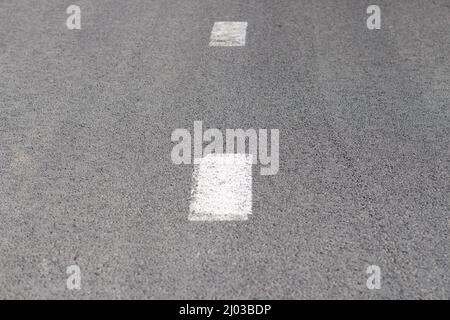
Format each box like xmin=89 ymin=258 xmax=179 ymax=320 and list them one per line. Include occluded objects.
xmin=0 ymin=0 xmax=449 ymax=299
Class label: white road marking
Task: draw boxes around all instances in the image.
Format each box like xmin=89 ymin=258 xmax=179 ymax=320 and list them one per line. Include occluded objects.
xmin=209 ymin=21 xmax=248 ymax=46
xmin=189 ymin=154 xmax=252 ymax=221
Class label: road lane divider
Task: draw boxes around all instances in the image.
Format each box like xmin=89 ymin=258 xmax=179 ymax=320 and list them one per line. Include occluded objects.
xmin=209 ymin=21 xmax=248 ymax=46
xmin=189 ymin=154 xmax=252 ymax=221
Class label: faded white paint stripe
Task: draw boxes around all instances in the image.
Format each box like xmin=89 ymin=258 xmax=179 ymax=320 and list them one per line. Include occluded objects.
xmin=209 ymin=21 xmax=248 ymax=47
xmin=189 ymin=154 xmax=252 ymax=221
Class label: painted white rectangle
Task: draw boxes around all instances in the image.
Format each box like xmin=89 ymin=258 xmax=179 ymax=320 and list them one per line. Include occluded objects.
xmin=189 ymin=154 xmax=252 ymax=221
xmin=209 ymin=21 xmax=248 ymax=47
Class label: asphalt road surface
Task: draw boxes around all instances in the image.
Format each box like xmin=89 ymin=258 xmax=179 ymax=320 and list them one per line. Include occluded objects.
xmin=0 ymin=0 xmax=449 ymax=299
